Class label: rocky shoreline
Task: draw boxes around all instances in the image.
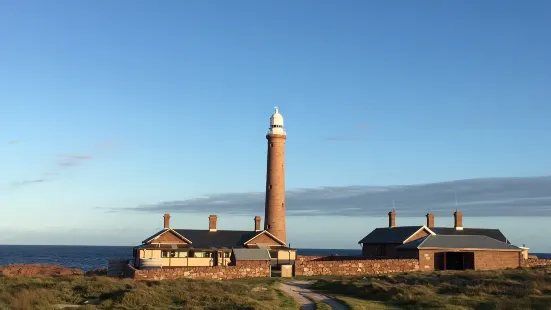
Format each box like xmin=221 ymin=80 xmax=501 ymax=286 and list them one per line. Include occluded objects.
xmin=0 ymin=264 xmax=106 ymax=277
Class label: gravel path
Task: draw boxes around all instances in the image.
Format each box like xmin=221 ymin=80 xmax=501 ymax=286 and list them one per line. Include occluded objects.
xmin=279 ymin=280 xmax=347 ymax=310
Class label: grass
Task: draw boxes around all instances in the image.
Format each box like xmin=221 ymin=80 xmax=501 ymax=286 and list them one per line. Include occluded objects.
xmin=0 ymin=275 xmax=298 ymax=310
xmin=333 ymin=295 xmax=397 ymax=310
xmin=310 ymin=266 xmax=551 ymax=310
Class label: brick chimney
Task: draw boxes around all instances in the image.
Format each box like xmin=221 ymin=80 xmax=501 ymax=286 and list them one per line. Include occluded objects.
xmin=388 ymin=210 xmax=396 ymax=228
xmin=426 ymin=213 xmax=435 ymax=228
xmin=209 ymin=215 xmax=218 ymax=232
xmin=454 ymin=210 xmax=463 ymax=230
xmin=163 ymin=213 xmax=171 ymax=229
xmin=254 ymin=216 xmax=261 ymax=231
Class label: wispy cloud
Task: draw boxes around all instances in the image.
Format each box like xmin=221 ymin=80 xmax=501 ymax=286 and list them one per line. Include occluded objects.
xmin=56 ymin=153 xmax=94 ymax=168
xmin=7 ymin=140 xmax=19 ymax=145
xmin=11 ymin=179 xmax=47 ymax=187
xmin=122 ymin=176 xmax=551 ymax=217
xmin=57 ymin=154 xmax=95 ymax=160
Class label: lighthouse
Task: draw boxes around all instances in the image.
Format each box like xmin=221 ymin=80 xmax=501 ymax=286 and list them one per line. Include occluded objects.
xmin=264 ymin=107 xmax=287 ymax=244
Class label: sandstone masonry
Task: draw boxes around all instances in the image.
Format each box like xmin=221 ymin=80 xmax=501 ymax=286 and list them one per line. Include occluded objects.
xmin=128 ymin=261 xmax=270 ymax=281
xmin=294 ymin=256 xmax=419 ymax=276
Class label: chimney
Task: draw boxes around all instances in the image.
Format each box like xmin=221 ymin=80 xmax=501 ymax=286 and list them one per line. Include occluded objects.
xmin=454 ymin=210 xmax=463 ymax=230
xmin=388 ymin=210 xmax=396 ymax=228
xmin=254 ymin=216 xmax=261 ymax=231
xmin=209 ymin=215 xmax=218 ymax=232
xmin=426 ymin=213 xmax=435 ymax=228
xmin=163 ymin=213 xmax=171 ymax=229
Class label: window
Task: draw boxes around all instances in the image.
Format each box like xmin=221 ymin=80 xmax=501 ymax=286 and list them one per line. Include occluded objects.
xmin=193 ymin=251 xmax=207 ymax=258
xmin=224 ymin=252 xmax=230 ymax=258
xmin=268 ymin=185 xmax=272 ymax=190
xmin=270 ymin=143 xmax=274 ymax=147
xmin=162 ymin=250 xmax=188 ymax=258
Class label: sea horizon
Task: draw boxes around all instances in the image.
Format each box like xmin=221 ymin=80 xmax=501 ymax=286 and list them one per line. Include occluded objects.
xmin=0 ymin=245 xmax=549 ymax=272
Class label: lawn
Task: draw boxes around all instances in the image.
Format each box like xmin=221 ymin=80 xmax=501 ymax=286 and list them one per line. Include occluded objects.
xmin=0 ymin=275 xmax=298 ymax=310
xmin=310 ymin=266 xmax=551 ymax=310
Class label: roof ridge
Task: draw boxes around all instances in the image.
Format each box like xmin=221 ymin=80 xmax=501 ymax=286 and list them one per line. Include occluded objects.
xmin=173 ymin=228 xmax=261 ymax=233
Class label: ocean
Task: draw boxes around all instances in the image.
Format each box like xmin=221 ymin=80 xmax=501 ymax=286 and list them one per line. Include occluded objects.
xmin=0 ymin=245 xmax=363 ymax=271
xmin=0 ymin=245 xmax=549 ymax=272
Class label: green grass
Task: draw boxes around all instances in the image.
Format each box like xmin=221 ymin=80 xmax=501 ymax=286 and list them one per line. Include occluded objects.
xmin=0 ymin=275 xmax=298 ymax=310
xmin=310 ymin=266 xmax=551 ymax=310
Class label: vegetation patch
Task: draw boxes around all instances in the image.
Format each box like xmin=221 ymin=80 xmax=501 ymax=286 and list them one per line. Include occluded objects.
xmin=310 ymin=266 xmax=551 ymax=310
xmin=0 ymin=275 xmax=298 ymax=309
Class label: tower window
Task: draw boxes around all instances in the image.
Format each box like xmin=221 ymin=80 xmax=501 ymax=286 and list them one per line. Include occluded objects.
xmin=268 ymin=185 xmax=272 ymax=190
xmin=282 ymin=203 xmax=285 ymax=208
xmin=270 ymin=143 xmax=274 ymax=147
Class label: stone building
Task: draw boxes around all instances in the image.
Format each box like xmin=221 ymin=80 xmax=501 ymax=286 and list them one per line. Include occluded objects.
xmin=133 ymin=108 xmax=296 ymax=269
xmin=358 ymin=210 xmax=525 ymax=270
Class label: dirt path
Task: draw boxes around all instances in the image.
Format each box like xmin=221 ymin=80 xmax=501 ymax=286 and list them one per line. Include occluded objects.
xmin=279 ymin=280 xmax=347 ymax=310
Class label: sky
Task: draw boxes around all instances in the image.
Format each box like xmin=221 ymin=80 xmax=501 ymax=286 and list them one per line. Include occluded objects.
xmin=1 ymin=1 xmax=551 ymax=251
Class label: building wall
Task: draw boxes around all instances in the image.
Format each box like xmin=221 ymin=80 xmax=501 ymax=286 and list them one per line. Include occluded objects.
xmin=130 ymin=260 xmax=271 ymax=280
xmin=362 ymin=243 xmax=401 ymax=258
xmin=419 ymin=250 xmax=522 ymax=271
xmin=270 ymin=249 xmax=296 ymax=266
xmin=294 ymin=257 xmax=419 ymax=276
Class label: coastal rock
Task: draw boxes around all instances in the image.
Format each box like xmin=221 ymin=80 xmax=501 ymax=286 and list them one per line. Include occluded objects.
xmin=0 ymin=264 xmax=84 ymax=277
xmin=85 ymin=268 xmax=107 ymax=276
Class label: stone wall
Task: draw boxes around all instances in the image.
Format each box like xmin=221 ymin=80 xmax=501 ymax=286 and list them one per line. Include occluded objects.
xmin=523 ymin=258 xmax=551 ymax=268
xmin=130 ymin=260 xmax=270 ymax=280
xmin=294 ymin=257 xmax=419 ymax=276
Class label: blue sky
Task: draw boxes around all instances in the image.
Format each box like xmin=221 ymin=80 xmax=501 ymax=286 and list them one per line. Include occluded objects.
xmin=1 ymin=1 xmax=551 ymax=251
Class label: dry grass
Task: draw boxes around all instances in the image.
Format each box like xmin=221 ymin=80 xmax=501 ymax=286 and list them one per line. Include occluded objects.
xmin=311 ymin=266 xmax=551 ymax=310
xmin=0 ymin=275 xmax=298 ymax=310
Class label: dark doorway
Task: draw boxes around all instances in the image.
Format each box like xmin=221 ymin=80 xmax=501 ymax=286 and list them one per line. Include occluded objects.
xmin=434 ymin=252 xmax=475 ymax=270
xmin=446 ymin=252 xmax=465 ymax=270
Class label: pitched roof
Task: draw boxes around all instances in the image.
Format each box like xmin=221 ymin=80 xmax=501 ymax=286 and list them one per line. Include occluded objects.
xmin=171 ymin=229 xmax=261 ymax=248
xmin=396 ymin=235 xmax=521 ymax=251
xmin=142 ymin=230 xmax=169 ymax=244
xmin=429 ymin=227 xmax=508 ymax=243
xmin=359 ymin=226 xmax=509 ymax=244
xmin=358 ymin=226 xmax=425 ymax=244
xmin=232 ymin=248 xmax=271 ymax=260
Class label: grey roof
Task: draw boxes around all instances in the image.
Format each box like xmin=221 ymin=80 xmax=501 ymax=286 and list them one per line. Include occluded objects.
xmin=396 ymin=235 xmax=521 ymax=251
xmin=358 ymin=226 xmax=424 ymax=244
xmin=232 ymin=248 xmax=271 ymax=260
xmin=429 ymin=227 xmax=509 ymax=243
xmin=358 ymin=226 xmax=509 ymax=244
xmin=142 ymin=229 xmax=284 ymax=249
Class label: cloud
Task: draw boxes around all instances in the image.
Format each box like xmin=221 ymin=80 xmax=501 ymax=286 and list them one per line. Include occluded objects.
xmin=7 ymin=140 xmax=19 ymax=145
xmin=57 ymin=154 xmax=95 ymax=160
xmin=123 ymin=176 xmax=551 ymax=217
xmin=11 ymin=179 xmax=47 ymax=187
xmin=56 ymin=154 xmax=94 ymax=168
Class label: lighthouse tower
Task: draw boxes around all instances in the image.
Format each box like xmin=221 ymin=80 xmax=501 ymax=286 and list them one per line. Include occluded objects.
xmin=264 ymin=107 xmax=287 ymax=245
